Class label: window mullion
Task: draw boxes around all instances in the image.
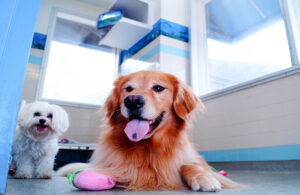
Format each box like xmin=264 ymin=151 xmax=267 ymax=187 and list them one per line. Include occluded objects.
xmin=189 ymin=0 xmax=211 ymax=96
xmin=280 ymin=0 xmax=300 ymax=66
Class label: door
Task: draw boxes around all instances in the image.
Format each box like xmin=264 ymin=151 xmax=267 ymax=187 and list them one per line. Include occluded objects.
xmin=0 ymin=0 xmax=41 ymax=193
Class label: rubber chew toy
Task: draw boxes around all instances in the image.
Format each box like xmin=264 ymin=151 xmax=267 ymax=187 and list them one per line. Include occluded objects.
xmin=218 ymin=170 xmax=227 ymax=176
xmin=67 ymin=170 xmax=116 ymax=191
xmin=210 ymin=166 xmax=228 ymax=176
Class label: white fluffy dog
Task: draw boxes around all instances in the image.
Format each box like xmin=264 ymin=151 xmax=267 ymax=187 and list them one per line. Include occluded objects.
xmin=11 ymin=101 xmax=69 ymax=179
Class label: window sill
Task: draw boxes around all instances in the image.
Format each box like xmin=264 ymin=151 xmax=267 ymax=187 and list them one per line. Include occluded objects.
xmin=200 ymin=65 xmax=300 ymax=101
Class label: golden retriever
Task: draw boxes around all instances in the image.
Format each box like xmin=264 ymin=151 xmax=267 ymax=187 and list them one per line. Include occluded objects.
xmin=58 ymin=70 xmax=241 ymax=191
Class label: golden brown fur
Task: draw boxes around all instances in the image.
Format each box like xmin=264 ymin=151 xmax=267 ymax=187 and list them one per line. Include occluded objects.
xmin=58 ymin=70 xmax=242 ymax=191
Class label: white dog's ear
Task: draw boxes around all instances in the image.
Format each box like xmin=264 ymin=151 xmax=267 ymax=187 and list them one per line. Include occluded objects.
xmin=51 ymin=105 xmax=69 ymax=134
xmin=20 ymin=100 xmax=27 ymax=110
xmin=18 ymin=104 xmax=27 ymax=127
xmin=18 ymin=102 xmax=30 ymax=128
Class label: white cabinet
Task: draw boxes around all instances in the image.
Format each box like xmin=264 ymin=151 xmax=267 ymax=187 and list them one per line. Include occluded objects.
xmin=98 ymin=0 xmax=154 ymax=50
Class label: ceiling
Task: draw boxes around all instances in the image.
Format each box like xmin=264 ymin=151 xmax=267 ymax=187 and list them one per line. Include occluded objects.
xmin=206 ymin=0 xmax=282 ymax=43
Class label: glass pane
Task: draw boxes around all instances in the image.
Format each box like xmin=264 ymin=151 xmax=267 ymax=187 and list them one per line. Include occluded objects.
xmin=205 ymin=0 xmax=292 ymax=92
xmin=41 ymin=12 xmax=116 ymax=106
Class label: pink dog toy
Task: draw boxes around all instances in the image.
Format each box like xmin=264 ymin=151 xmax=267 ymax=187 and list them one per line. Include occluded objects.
xmin=210 ymin=166 xmax=228 ymax=176
xmin=67 ymin=170 xmax=116 ymax=191
xmin=218 ymin=170 xmax=228 ymax=176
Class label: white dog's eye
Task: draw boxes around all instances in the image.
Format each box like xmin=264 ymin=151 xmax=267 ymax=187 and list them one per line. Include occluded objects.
xmin=47 ymin=113 xmax=53 ymax=119
xmin=33 ymin=112 xmax=41 ymax=117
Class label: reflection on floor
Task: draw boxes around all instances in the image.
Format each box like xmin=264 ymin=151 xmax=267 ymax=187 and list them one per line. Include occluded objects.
xmin=6 ymin=170 xmax=300 ymax=195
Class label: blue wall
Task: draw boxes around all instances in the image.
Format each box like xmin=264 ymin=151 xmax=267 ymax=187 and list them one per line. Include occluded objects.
xmin=0 ymin=0 xmax=41 ymax=193
xmin=200 ymin=144 xmax=300 ymax=162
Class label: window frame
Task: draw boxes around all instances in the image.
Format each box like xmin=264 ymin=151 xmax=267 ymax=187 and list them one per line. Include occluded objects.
xmin=189 ymin=0 xmax=300 ymax=100
xmin=36 ymin=8 xmax=119 ymax=108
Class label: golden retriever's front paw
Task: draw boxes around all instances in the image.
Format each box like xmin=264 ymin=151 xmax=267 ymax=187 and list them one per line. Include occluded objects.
xmin=190 ymin=174 xmax=221 ymax=192
xmin=181 ymin=164 xmax=221 ymax=192
xmin=14 ymin=172 xmax=33 ymax=179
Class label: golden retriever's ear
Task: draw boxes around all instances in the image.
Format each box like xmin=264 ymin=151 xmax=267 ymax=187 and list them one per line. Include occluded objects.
xmin=173 ymin=81 xmax=202 ymax=121
xmin=104 ymin=75 xmax=124 ymax=118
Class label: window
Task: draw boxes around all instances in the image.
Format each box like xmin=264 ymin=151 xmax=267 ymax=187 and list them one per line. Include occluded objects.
xmin=190 ymin=0 xmax=300 ymax=96
xmin=37 ymin=9 xmax=118 ymax=107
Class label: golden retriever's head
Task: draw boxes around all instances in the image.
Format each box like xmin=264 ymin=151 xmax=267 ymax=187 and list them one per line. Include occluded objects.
xmin=104 ymin=70 xmax=202 ymax=142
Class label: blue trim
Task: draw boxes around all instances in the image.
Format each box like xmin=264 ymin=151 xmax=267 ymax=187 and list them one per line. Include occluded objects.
xmin=139 ymin=44 xmax=189 ymax=61
xmin=139 ymin=45 xmax=160 ymax=61
xmin=0 ymin=0 xmax=41 ymax=193
xmin=200 ymin=144 xmax=300 ymax=162
xmin=31 ymin=32 xmax=47 ymax=50
xmin=158 ymin=19 xmax=189 ymax=42
xmin=28 ymin=55 xmax=42 ymax=65
xmin=160 ymin=44 xmax=189 ymax=59
xmin=120 ymin=19 xmax=189 ymax=63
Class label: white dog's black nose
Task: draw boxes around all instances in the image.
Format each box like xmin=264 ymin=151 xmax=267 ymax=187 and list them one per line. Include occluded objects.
xmin=39 ymin=119 xmax=46 ymax=124
xmin=124 ymin=95 xmax=145 ymax=110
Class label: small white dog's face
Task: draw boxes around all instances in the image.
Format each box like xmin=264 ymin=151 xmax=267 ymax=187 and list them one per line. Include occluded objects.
xmin=18 ymin=102 xmax=69 ymax=139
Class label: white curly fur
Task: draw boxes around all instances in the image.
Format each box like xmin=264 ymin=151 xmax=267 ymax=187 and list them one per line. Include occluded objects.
xmin=11 ymin=101 xmax=69 ymax=179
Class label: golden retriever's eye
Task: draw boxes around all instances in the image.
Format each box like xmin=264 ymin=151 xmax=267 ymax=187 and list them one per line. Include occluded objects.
xmin=153 ymin=85 xmax=165 ymax=92
xmin=125 ymin=86 xmax=134 ymax=92
xmin=33 ymin=112 xmax=41 ymax=117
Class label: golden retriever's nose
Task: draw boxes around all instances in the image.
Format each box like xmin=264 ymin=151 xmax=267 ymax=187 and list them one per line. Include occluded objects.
xmin=124 ymin=95 xmax=145 ymax=111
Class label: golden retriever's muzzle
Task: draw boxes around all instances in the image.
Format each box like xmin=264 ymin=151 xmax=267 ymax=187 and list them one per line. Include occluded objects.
xmin=124 ymin=95 xmax=145 ymax=119
xmin=123 ymin=95 xmax=164 ymax=142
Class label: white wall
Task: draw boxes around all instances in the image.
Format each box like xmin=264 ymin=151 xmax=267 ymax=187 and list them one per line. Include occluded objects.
xmin=193 ymin=73 xmax=300 ymax=151
xmin=160 ymin=0 xmax=188 ymax=26
xmin=150 ymin=0 xmax=161 ymax=25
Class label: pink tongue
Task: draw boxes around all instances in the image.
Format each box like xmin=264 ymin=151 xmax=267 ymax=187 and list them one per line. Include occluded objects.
xmin=124 ymin=119 xmax=150 ymax=142
xmin=37 ymin=126 xmax=46 ymax=132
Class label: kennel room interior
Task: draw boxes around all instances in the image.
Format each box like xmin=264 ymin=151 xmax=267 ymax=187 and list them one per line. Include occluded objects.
xmin=0 ymin=0 xmax=300 ymax=194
